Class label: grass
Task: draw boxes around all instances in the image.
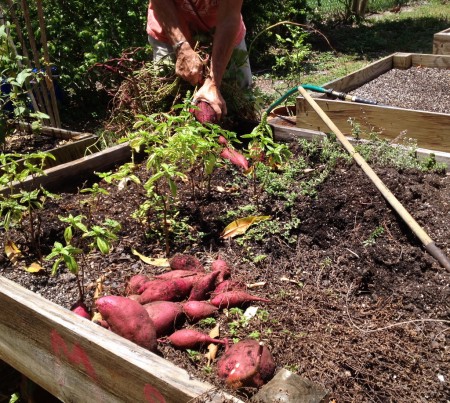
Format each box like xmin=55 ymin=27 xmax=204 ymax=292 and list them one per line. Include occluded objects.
xmin=256 ymin=0 xmax=449 ymax=103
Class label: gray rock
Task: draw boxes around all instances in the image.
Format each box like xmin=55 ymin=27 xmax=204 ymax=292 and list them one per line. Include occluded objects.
xmin=251 ymin=369 xmax=329 ymax=403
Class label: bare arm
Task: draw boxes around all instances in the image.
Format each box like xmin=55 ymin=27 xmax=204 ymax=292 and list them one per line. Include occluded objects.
xmin=150 ymin=0 xmax=204 ymax=85
xmin=194 ymin=0 xmax=244 ymax=119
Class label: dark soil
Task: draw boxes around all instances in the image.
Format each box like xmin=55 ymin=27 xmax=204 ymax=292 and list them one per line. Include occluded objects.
xmin=1 ymin=136 xmax=449 ymax=402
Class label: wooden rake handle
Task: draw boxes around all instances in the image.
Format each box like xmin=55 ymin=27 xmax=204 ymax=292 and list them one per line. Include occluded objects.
xmin=298 ymin=86 xmax=450 ymax=271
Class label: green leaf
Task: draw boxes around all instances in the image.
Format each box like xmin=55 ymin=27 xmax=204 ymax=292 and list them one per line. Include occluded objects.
xmin=64 ymin=226 xmax=73 ymax=244
xmin=96 ymin=237 xmax=110 ymax=254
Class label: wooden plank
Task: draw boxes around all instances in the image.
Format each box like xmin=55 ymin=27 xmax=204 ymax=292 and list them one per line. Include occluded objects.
xmin=6 ymin=142 xmax=134 ymax=194
xmin=43 ymin=135 xmax=99 ymax=169
xmin=321 ymin=54 xmax=393 ymax=92
xmin=410 ymin=53 xmax=450 ymax=68
xmin=392 ymin=52 xmax=413 ymax=69
xmin=0 ymin=276 xmax=241 ymax=403
xmin=269 ymin=117 xmax=450 ymax=168
xmin=296 ymin=98 xmax=450 ymax=153
xmin=433 ymin=28 xmax=450 ymax=55
xmin=17 ymin=121 xmax=94 ymax=140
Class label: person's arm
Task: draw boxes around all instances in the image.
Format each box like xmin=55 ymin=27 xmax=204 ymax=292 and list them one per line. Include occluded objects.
xmin=150 ymin=0 xmax=204 ymax=85
xmin=194 ymin=0 xmax=244 ymax=119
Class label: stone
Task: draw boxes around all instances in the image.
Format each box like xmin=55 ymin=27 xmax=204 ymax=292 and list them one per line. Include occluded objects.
xmin=251 ymin=368 xmax=329 ymax=403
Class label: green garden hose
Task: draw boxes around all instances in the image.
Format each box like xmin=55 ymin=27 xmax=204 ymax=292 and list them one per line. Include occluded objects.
xmin=266 ymin=83 xmax=380 ymax=114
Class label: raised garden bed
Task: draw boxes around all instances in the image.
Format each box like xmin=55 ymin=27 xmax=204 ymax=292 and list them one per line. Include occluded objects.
xmin=272 ymin=53 xmax=450 ymax=167
xmin=3 ymin=122 xmax=98 ymax=170
xmin=433 ymin=27 xmax=450 ymax=55
xmin=1 ymin=123 xmax=449 ymax=402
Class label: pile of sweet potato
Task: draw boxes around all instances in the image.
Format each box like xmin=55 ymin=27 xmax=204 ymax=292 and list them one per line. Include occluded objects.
xmin=73 ymin=254 xmax=276 ymax=389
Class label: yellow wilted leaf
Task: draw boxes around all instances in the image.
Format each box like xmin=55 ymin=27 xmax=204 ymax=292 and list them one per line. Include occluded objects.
xmin=205 ymin=325 xmax=221 ymax=365
xmin=94 ymin=275 xmax=106 ymax=300
xmin=132 ymin=249 xmax=170 ymax=267
xmin=91 ymin=312 xmax=103 ymax=323
xmin=220 ymin=216 xmax=271 ymax=239
xmin=5 ymin=240 xmax=22 ymax=264
xmin=26 ymin=262 xmax=45 ymax=273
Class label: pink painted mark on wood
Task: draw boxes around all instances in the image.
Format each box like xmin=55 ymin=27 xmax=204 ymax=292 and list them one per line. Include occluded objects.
xmin=144 ymin=384 xmax=166 ymax=403
xmin=51 ymin=329 xmax=97 ymax=381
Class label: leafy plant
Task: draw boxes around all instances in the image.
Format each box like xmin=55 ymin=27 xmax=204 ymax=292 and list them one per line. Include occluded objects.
xmin=0 ymin=152 xmax=57 ymax=258
xmin=242 ymin=112 xmax=292 ymax=197
xmin=273 ymin=25 xmax=311 ymax=76
xmin=363 ymin=226 xmax=385 ymax=247
xmin=46 ymin=214 xmax=121 ymax=300
xmin=119 ymin=99 xmax=240 ymax=255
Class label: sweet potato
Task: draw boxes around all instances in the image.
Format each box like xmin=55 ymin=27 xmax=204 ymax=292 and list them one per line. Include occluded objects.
xmin=212 ymin=280 xmax=246 ymax=296
xmin=182 ymin=301 xmax=218 ymax=322
xmin=70 ymin=301 xmax=90 ymax=320
xmin=211 ymin=256 xmax=232 ymax=285
xmin=217 ymin=340 xmax=276 ymax=388
xmin=95 ymin=295 xmax=157 ymax=351
xmin=192 ymin=100 xmax=218 ymax=124
xmin=169 ymin=254 xmax=205 ymax=272
xmin=126 ymin=274 xmax=150 ymax=295
xmin=188 ymin=270 xmax=221 ymax=301
xmin=167 ymin=329 xmax=227 ymax=350
xmin=210 ymin=291 xmax=270 ymax=309
xmin=143 ymin=301 xmax=185 ymax=336
xmin=138 ymin=277 xmax=194 ymax=304
xmin=154 ymin=270 xmax=200 ymax=280
xmin=220 ymin=148 xmax=249 ymax=171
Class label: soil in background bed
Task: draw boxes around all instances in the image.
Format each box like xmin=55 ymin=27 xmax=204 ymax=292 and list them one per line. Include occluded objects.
xmin=0 ymin=142 xmax=449 ymax=402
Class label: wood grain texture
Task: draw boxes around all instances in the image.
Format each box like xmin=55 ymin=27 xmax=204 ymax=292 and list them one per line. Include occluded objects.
xmin=321 ymin=54 xmax=393 ymax=92
xmin=296 ymin=98 xmax=450 ymax=153
xmin=269 ymin=117 xmax=450 ymax=168
xmin=0 ymin=276 xmax=241 ymax=403
xmin=433 ymin=28 xmax=450 ymax=55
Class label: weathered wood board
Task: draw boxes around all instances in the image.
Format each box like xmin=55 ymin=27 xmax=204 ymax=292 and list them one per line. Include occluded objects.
xmin=0 ymin=276 xmax=241 ymax=403
xmin=296 ymin=98 xmax=450 ymax=153
xmin=433 ymin=27 xmax=450 ymax=55
xmin=269 ymin=116 xmax=450 ymax=168
xmin=292 ymin=53 xmax=450 ymax=156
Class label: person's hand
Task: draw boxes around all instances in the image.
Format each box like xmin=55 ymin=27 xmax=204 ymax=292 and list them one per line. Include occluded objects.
xmin=175 ymin=43 xmax=204 ymax=86
xmin=194 ymin=78 xmax=227 ymax=120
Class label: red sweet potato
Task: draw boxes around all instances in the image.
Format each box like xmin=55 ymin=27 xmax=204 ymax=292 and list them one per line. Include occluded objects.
xmin=210 ymin=291 xmax=270 ymax=309
xmin=193 ymin=100 xmax=218 ymax=124
xmin=210 ymin=256 xmax=232 ymax=285
xmin=95 ymin=295 xmax=157 ymax=351
xmin=137 ymin=278 xmax=167 ymax=294
xmin=169 ymin=254 xmax=205 ymax=272
xmin=182 ymin=301 xmax=218 ymax=322
xmin=217 ymin=340 xmax=276 ymax=389
xmin=143 ymin=301 xmax=185 ymax=336
xmin=218 ymin=135 xmax=228 ymax=145
xmin=71 ymin=301 xmax=90 ymax=320
xmin=167 ymin=329 xmax=226 ymax=350
xmin=126 ymin=274 xmax=150 ymax=295
xmin=138 ymin=277 xmax=194 ymax=304
xmin=188 ymin=270 xmax=221 ymax=301
xmin=220 ymin=148 xmax=249 ymax=171
xmin=154 ymin=270 xmax=200 ymax=280
xmin=212 ymin=280 xmax=246 ymax=296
